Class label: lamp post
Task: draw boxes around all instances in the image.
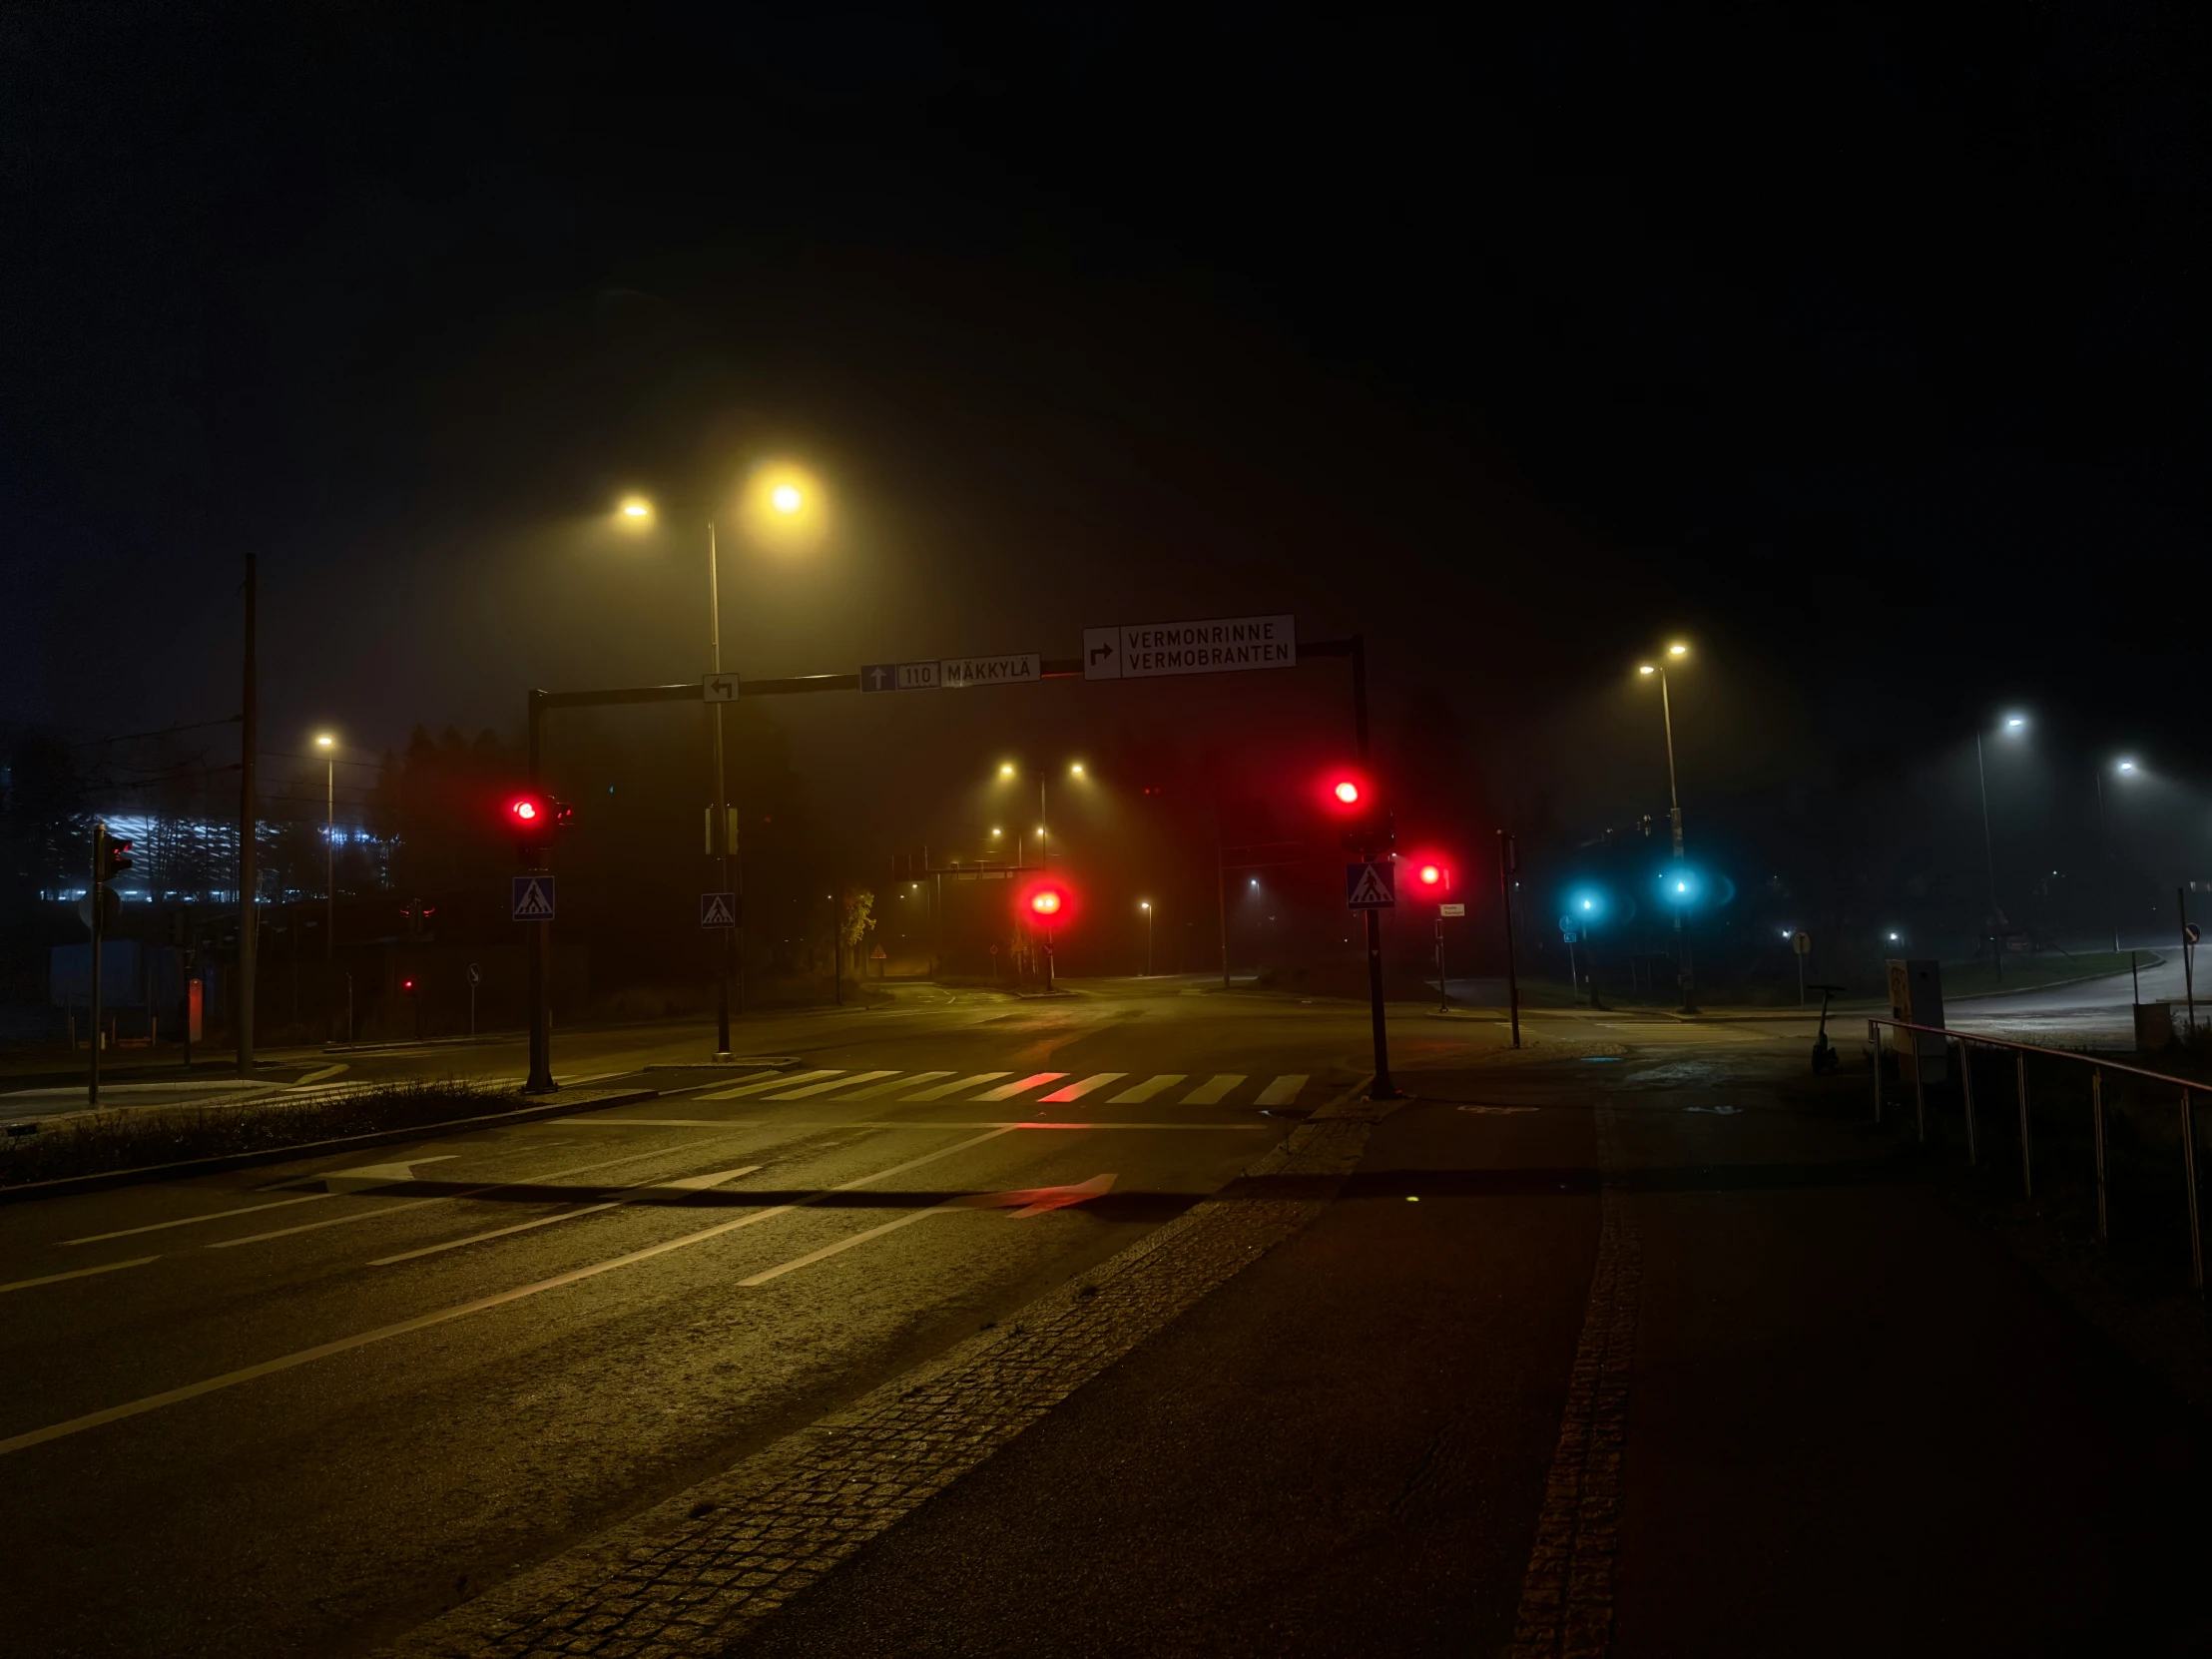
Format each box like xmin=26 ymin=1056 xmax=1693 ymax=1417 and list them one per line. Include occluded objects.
xmin=997 ymin=761 xmax=1085 ymax=871
xmin=1975 ymin=714 xmax=2027 ymax=981
xmin=1139 ymin=900 xmax=1153 ymax=976
xmin=621 ymin=471 xmax=818 ymax=1058
xmin=2099 ymin=759 xmax=2136 ymax=955
xmin=1637 ymin=643 xmax=1695 ymax=1013
xmin=314 ymin=734 xmax=336 ymax=1042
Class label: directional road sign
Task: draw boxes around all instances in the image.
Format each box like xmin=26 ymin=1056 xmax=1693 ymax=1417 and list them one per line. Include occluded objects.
xmin=703 ymin=673 xmax=740 ymax=703
xmin=466 ymin=962 xmax=482 ymax=985
xmin=860 ymin=661 xmax=941 ymax=693
xmin=2188 ymin=922 xmax=2203 ymax=946
xmin=511 ymin=875 xmax=555 ymax=921
xmin=700 ymin=891 xmax=738 ymax=928
xmin=940 ymin=652 xmax=1041 ymax=689
xmin=1438 ymin=901 xmax=1465 ymax=917
xmin=1083 ymin=614 xmax=1296 ymax=681
xmin=1794 ymin=930 xmax=1812 ymax=956
xmin=1346 ymin=860 xmax=1395 ymax=909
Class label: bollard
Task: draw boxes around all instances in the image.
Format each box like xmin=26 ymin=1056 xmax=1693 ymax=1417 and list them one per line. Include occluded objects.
xmin=2016 ymin=1053 xmax=2032 ymax=1201
xmin=1958 ymin=1037 xmax=1977 ymax=1168
xmin=2184 ymin=1090 xmax=2204 ymax=1296
xmin=2091 ymin=1070 xmax=2106 ymax=1244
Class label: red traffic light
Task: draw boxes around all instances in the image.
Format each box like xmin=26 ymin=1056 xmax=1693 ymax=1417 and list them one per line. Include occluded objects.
xmin=506 ymin=795 xmax=545 ymax=829
xmin=400 ymin=977 xmax=417 ymax=994
xmin=1333 ymin=779 xmax=1362 ymax=806
xmin=1417 ymin=862 xmax=1443 ymax=886
xmin=1030 ymin=888 xmax=1064 ymax=916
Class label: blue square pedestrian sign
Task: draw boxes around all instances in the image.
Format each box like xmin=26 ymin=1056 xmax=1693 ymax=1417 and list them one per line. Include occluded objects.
xmin=511 ymin=875 xmax=556 ymax=921
xmin=1345 ymin=860 xmax=1394 ymax=909
xmin=700 ymin=891 xmax=739 ymax=928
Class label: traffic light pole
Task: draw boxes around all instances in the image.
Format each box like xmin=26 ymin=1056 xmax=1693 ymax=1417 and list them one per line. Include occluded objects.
xmin=1352 ymin=634 xmax=1400 ymax=1100
xmin=708 ymin=526 xmax=735 ymax=1059
xmin=1496 ymin=830 xmax=1521 ymax=1050
xmin=238 ymin=552 xmax=258 ymax=1079
xmin=525 ymin=690 xmax=555 ymax=1094
xmin=89 ymin=829 xmax=105 ymax=1108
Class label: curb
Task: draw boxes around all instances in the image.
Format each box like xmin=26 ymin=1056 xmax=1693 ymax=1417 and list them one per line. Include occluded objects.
xmin=1946 ymin=953 xmax=2168 ymax=1003
xmin=0 ymin=1087 xmax=661 ymax=1206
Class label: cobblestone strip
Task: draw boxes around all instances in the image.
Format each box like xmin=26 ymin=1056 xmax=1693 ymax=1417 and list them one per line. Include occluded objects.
xmin=385 ymin=1086 xmax=1384 ymax=1659
xmin=1507 ymin=1102 xmax=1643 ymax=1659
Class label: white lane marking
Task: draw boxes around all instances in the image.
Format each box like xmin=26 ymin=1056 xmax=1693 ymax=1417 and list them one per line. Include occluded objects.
xmin=292 ymin=1063 xmax=349 ymax=1087
xmin=832 ymin=1071 xmax=952 ymax=1100
xmin=64 ymin=1192 xmax=337 ymax=1247
xmin=972 ymin=1072 xmax=1067 ymax=1101
xmin=366 ymin=1165 xmax=764 ymax=1266
xmin=1182 ymin=1074 xmax=1247 ymax=1105
xmin=0 ymin=1129 xmax=1015 ymax=1457
xmin=322 ymin=1156 xmax=457 ymax=1193
xmin=740 ymin=1170 xmax=1117 ymax=1287
xmin=207 ymin=1141 xmax=746 ymax=1249
xmin=770 ymin=1070 xmax=894 ymax=1101
xmin=60 ymin=1153 xmax=457 ymax=1246
xmin=900 ymin=1072 xmax=1009 ymax=1101
xmin=3 ymin=1256 xmax=160 ymax=1295
xmin=1037 ymin=1072 xmax=1126 ymax=1104
xmin=1254 ymin=1075 xmax=1309 ymax=1106
xmin=699 ymin=1069 xmax=838 ymax=1101
xmin=1107 ymin=1073 xmax=1186 ymax=1103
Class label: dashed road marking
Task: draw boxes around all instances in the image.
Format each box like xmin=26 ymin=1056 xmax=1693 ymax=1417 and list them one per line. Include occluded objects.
xmin=1108 ymin=1073 xmax=1187 ymax=1103
xmin=1182 ymin=1074 xmax=1246 ymax=1105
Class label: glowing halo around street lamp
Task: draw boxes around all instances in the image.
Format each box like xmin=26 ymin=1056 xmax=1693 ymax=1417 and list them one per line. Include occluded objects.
xmin=741 ymin=461 xmax=828 ymax=549
xmin=1667 ymin=643 xmax=1689 ymax=657
xmin=618 ymin=496 xmax=652 ymax=522
xmin=313 ymin=734 xmax=334 ymax=750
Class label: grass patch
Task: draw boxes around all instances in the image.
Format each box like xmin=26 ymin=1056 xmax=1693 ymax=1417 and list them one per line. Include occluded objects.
xmin=0 ymin=1080 xmax=523 ymax=1190
xmin=1942 ymin=950 xmax=2151 ymax=998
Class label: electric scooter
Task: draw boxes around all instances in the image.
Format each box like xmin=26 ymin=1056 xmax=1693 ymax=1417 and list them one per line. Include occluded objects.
xmin=1808 ymin=982 xmax=1846 ymax=1074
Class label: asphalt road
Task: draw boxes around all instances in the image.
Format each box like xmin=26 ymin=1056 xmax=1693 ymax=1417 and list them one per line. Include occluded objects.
xmin=6 ymin=981 xmax=2205 ymax=1657
xmin=0 ymin=978 xmax=1396 ymax=1657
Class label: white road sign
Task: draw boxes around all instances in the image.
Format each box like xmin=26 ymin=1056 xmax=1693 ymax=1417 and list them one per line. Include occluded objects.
xmin=1082 ymin=615 xmax=1296 ymax=681
xmin=703 ymin=673 xmax=740 ymax=703
xmin=860 ymin=661 xmax=940 ymax=693
xmin=1438 ymin=902 xmax=1465 ymax=917
xmin=940 ymin=653 xmax=1041 ymax=689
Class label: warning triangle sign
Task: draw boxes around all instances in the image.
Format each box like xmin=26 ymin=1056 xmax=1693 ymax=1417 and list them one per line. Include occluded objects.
xmin=512 ymin=877 xmax=555 ymax=920
xmin=1345 ymin=861 xmax=1395 ymax=909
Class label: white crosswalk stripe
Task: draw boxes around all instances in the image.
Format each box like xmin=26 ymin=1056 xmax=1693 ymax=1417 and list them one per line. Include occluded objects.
xmin=973 ymin=1072 xmax=1067 ymax=1101
xmin=684 ymin=1067 xmax=1313 ymax=1108
xmin=1181 ymin=1074 xmax=1246 ymax=1105
xmin=1037 ymin=1072 xmax=1126 ymax=1104
xmin=700 ymin=1068 xmax=842 ymax=1101
xmin=1107 ymin=1074 xmax=1186 ymax=1103
xmin=771 ymin=1070 xmax=895 ymax=1101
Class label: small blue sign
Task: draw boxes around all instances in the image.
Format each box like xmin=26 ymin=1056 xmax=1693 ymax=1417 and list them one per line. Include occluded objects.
xmin=511 ymin=875 xmax=555 ymax=921
xmin=700 ymin=891 xmax=738 ymax=928
xmin=1345 ymin=860 xmax=1394 ymax=909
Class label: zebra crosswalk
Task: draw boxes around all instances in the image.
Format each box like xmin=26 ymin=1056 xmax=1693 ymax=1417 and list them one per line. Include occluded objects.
xmin=696 ymin=1067 xmax=1314 ymax=1109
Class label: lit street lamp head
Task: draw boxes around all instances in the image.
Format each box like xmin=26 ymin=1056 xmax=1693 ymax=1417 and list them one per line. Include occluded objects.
xmin=1638 ymin=665 xmax=1656 ymax=676
xmin=618 ymin=496 xmax=652 ymax=523
xmin=313 ymin=734 xmax=334 ymax=750
xmin=770 ymin=483 xmax=802 ymax=515
xmin=1667 ymin=643 xmax=1689 ymax=657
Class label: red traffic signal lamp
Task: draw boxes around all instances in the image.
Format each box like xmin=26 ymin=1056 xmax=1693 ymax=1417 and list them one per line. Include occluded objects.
xmin=1324 ymin=769 xmax=1393 ymax=854
xmin=94 ymin=827 xmax=134 ymax=884
xmin=1415 ymin=861 xmax=1445 ymax=888
xmin=505 ymin=792 xmax=573 ymax=846
xmin=1333 ymin=778 xmax=1362 ymax=807
xmin=1029 ymin=888 xmax=1064 ymax=917
xmin=399 ymin=976 xmax=418 ymax=995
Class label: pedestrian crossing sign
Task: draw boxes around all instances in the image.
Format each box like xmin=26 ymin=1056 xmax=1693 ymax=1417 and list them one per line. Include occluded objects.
xmin=1345 ymin=860 xmax=1394 ymax=909
xmin=700 ymin=891 xmax=739 ymax=928
xmin=511 ymin=875 xmax=555 ymax=921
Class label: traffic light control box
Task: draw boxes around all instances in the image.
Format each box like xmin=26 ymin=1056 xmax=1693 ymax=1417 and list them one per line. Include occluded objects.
xmin=1885 ymin=957 xmax=1947 ymax=1087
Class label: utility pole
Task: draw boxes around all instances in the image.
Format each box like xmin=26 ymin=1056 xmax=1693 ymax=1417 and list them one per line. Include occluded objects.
xmin=89 ymin=828 xmax=106 ymax=1107
xmin=707 ymin=524 xmax=736 ymax=1058
xmin=1496 ymin=830 xmax=1521 ymax=1050
xmin=1975 ymin=730 xmax=2001 ymax=982
xmin=322 ymin=738 xmax=335 ymax=1043
xmin=1215 ymin=797 xmax=1230 ymax=989
xmin=238 ymin=552 xmax=258 ymax=1078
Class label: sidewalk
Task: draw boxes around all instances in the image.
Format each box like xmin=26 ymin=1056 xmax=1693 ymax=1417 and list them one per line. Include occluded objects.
xmin=726 ymin=1055 xmax=2212 ymax=1657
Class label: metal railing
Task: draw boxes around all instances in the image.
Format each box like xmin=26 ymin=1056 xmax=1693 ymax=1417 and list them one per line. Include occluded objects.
xmin=1869 ymin=1017 xmax=2205 ymax=1293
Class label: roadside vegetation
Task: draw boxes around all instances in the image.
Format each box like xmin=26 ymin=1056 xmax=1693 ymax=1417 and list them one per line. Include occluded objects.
xmin=0 ymin=1080 xmax=519 ymax=1190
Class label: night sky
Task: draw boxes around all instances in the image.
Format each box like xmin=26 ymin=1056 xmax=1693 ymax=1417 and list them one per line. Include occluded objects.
xmin=6 ymin=4 xmax=2207 ymax=943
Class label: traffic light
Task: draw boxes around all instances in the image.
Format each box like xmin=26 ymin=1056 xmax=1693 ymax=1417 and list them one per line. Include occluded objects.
xmin=505 ymin=792 xmax=572 ymax=847
xmin=94 ymin=826 xmax=133 ymax=885
xmin=1325 ymin=771 xmax=1393 ymax=854
xmin=1415 ymin=861 xmax=1446 ymax=890
xmin=399 ymin=976 xmax=418 ymax=995
xmin=1030 ymin=888 xmax=1063 ymax=917
xmin=1020 ymin=881 xmax=1073 ymax=926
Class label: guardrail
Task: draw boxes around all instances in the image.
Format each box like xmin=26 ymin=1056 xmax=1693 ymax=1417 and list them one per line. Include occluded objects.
xmin=1869 ymin=1017 xmax=2205 ymax=1293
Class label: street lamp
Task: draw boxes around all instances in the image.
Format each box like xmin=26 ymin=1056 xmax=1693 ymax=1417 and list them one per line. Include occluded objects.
xmin=1635 ymin=642 xmax=1696 ymax=1012
xmin=2098 ymin=756 xmax=2142 ymax=953
xmin=1974 ymin=712 xmax=2029 ymax=981
xmin=313 ymin=734 xmax=336 ymax=1042
xmin=620 ymin=467 xmax=831 ymax=1057
xmin=1139 ymin=899 xmax=1154 ymax=976
xmin=994 ymin=760 xmax=1087 ymax=871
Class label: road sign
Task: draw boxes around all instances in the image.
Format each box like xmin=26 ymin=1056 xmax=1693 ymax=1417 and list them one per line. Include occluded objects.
xmin=511 ymin=875 xmax=555 ymax=921
xmin=1438 ymin=901 xmax=1465 ymax=917
xmin=1082 ymin=614 xmax=1296 ymax=681
xmin=1346 ymin=860 xmax=1395 ymax=909
xmin=2187 ymin=923 xmax=2203 ymax=946
xmin=703 ymin=673 xmax=740 ymax=703
xmin=940 ymin=652 xmax=1041 ymax=689
xmin=1557 ymin=915 xmax=1575 ymax=933
xmin=1794 ymin=930 xmax=1812 ymax=956
xmin=466 ymin=962 xmax=482 ymax=985
xmin=859 ymin=661 xmax=940 ymax=693
xmin=701 ymin=891 xmax=738 ymax=928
